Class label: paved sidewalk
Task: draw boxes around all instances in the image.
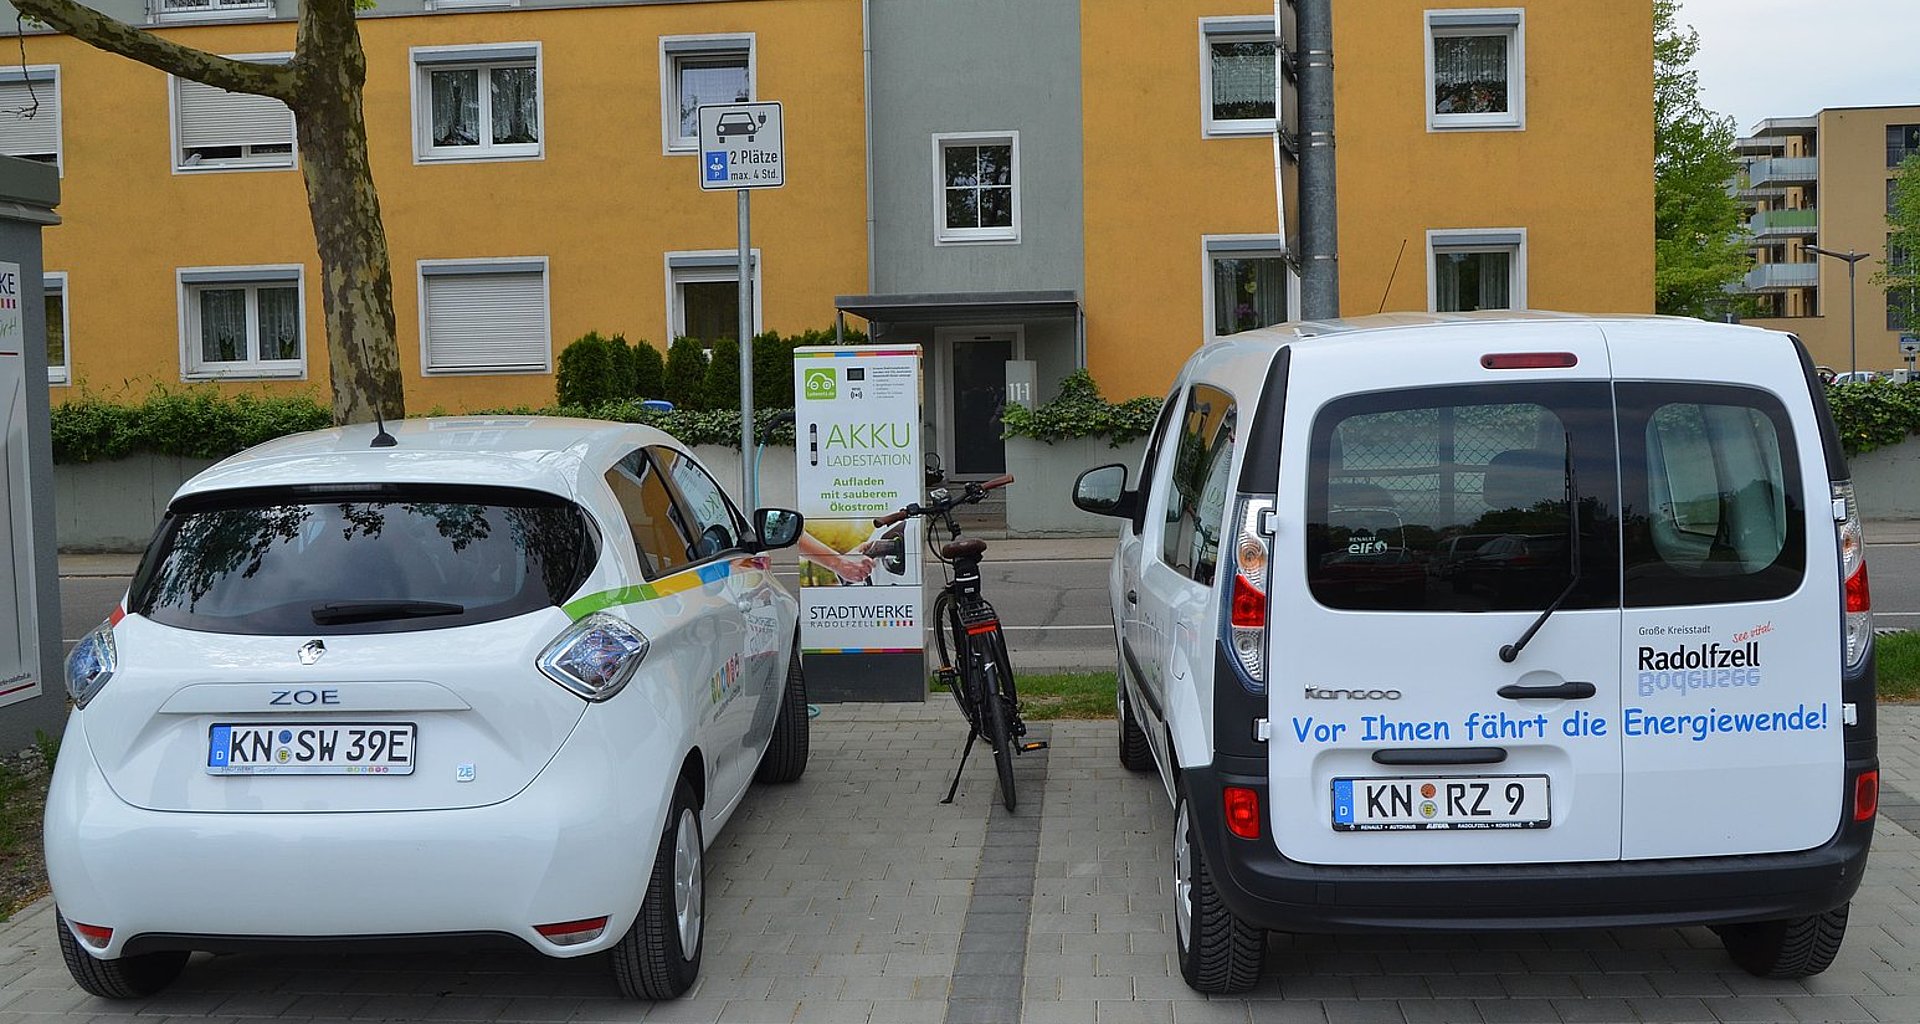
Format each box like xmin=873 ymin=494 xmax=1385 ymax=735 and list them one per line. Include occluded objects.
xmin=6 ymin=703 xmax=1920 ymax=1023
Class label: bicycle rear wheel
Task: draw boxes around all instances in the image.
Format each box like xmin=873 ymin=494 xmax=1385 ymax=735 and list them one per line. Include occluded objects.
xmin=981 ymin=661 xmax=1017 ymax=812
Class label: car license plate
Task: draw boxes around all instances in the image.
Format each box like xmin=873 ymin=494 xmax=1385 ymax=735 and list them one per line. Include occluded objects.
xmin=1332 ymin=774 xmax=1549 ymax=831
xmin=207 ymin=723 xmax=416 ymax=776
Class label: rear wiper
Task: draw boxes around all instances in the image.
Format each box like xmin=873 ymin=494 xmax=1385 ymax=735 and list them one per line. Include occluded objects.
xmin=310 ymin=600 xmax=465 ymax=625
xmin=1499 ymin=433 xmax=1581 ymax=664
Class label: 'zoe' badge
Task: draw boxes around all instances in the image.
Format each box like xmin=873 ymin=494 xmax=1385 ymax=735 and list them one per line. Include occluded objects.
xmin=456 ymin=763 xmax=477 ymax=783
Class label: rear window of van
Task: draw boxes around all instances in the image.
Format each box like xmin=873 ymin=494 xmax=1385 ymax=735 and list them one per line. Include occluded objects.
xmin=130 ymin=485 xmax=599 ymax=635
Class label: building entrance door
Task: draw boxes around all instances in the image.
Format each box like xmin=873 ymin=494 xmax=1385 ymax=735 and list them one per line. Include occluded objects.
xmin=939 ymin=329 xmax=1018 ymax=478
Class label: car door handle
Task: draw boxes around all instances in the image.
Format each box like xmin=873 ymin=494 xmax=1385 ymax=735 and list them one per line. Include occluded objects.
xmin=1496 ymin=681 xmax=1597 ymax=700
xmin=1126 ymin=590 xmax=1138 ymax=605
xmin=1372 ymin=747 xmax=1508 ymax=766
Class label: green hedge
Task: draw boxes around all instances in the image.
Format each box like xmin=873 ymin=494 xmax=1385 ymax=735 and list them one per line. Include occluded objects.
xmin=51 ymin=388 xmax=333 ymax=464
xmin=1000 ymin=369 xmax=1162 ymax=446
xmin=1827 ymin=379 xmax=1920 ymax=456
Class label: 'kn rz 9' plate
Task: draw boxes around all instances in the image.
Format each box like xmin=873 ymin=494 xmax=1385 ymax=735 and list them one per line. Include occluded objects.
xmin=207 ymin=723 xmax=416 ymax=776
xmin=1333 ymin=774 xmax=1549 ymax=831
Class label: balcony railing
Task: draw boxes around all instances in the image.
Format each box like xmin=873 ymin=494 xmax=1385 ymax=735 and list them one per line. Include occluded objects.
xmin=1744 ymin=262 xmax=1820 ymax=291
xmin=1747 ymin=156 xmax=1819 ymax=187
xmin=1748 ymin=208 xmax=1818 ymax=236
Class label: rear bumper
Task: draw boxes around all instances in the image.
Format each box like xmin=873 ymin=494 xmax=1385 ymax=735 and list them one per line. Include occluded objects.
xmin=1185 ymin=757 xmax=1876 ymax=933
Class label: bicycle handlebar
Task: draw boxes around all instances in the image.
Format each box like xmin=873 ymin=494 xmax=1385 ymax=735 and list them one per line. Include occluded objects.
xmin=872 ymin=474 xmax=1016 ymax=527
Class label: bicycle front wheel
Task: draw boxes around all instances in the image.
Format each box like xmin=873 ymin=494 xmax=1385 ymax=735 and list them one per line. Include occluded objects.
xmin=981 ymin=663 xmax=1017 ymax=812
xmin=933 ymin=592 xmax=973 ymax=726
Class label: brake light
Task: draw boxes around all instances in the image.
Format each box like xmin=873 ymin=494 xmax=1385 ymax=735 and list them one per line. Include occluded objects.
xmin=69 ymin=921 xmax=113 ymax=949
xmin=1225 ymin=497 xmax=1273 ymax=692
xmin=1835 ymin=482 xmax=1872 ymax=671
xmin=1224 ymin=786 xmax=1261 ymax=839
xmin=534 ymin=916 xmax=609 ymax=946
xmin=537 ymin=613 xmax=649 ymax=701
xmin=1481 ymin=352 xmax=1578 ymax=370
xmin=1854 ymin=770 xmax=1880 ymax=821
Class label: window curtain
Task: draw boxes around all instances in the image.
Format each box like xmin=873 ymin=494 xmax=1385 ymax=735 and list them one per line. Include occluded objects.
xmin=1477 ymin=252 xmax=1511 ymax=309
xmin=257 ymin=286 xmax=301 ymax=360
xmin=678 ymin=60 xmax=750 ymax=139
xmin=491 ymin=67 xmax=539 ymax=145
xmin=1210 ymin=41 xmax=1276 ymax=121
xmin=198 ymin=289 xmax=248 ymax=363
xmin=431 ymin=69 xmax=480 ymax=147
xmin=1212 ymin=256 xmax=1285 ymax=334
xmin=1433 ymin=34 xmax=1507 ymax=114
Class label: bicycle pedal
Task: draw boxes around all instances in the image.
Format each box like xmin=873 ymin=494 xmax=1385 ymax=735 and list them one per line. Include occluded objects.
xmin=935 ymin=667 xmax=958 ymax=688
xmin=1019 ymin=741 xmax=1049 ymax=752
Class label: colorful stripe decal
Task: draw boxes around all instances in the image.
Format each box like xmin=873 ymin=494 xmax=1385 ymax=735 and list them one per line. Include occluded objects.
xmin=793 ymin=348 xmax=919 ymax=358
xmin=803 ymin=648 xmax=921 ymax=655
xmin=562 ymin=557 xmax=765 ymax=620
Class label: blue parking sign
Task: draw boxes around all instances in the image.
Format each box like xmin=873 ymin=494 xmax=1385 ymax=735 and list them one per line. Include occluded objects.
xmin=703 ymin=151 xmax=728 ymax=184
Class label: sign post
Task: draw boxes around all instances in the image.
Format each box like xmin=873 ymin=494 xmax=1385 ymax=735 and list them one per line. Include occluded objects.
xmin=792 ymin=346 xmax=925 ymax=701
xmin=697 ymin=100 xmax=785 ymax=507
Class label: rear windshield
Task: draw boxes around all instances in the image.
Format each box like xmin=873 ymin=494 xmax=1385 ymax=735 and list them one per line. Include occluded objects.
xmin=130 ymin=485 xmax=599 ymax=635
xmin=1306 ymin=383 xmax=1619 ymax=612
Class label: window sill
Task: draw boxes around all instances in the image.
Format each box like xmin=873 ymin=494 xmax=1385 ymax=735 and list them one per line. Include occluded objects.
xmin=415 ymin=148 xmax=545 ymax=165
xmin=174 ymin=160 xmax=297 ymax=175
xmin=664 ymin=140 xmax=699 ymax=157
xmin=183 ymin=367 xmax=306 ymax=381
xmin=1204 ymin=119 xmax=1277 ymax=139
xmin=153 ymin=7 xmax=272 ymax=23
xmin=935 ymin=232 xmax=1020 ymax=247
xmin=422 ymin=364 xmax=552 ymax=376
xmin=47 ymin=374 xmax=68 ymax=387
xmin=1427 ymin=117 xmax=1524 ymax=133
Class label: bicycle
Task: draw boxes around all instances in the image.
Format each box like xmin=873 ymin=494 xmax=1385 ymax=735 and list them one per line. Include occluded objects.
xmin=873 ymin=469 xmax=1038 ymax=810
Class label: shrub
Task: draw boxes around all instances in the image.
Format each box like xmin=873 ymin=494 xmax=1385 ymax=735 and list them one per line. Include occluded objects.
xmin=664 ymin=336 xmax=711 ymax=410
xmin=1827 ymin=378 xmax=1920 ymax=455
xmin=554 ymin=331 xmax=619 ymax=408
xmin=632 ymin=339 xmax=666 ymax=400
xmin=1000 ymin=369 xmax=1163 ymax=446
xmin=605 ymin=334 xmax=637 ymax=398
xmin=706 ymin=337 xmax=743 ymax=411
xmin=50 ymin=387 xmax=333 ymax=464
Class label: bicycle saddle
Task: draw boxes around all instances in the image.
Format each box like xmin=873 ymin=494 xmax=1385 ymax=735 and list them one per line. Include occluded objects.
xmin=942 ymin=538 xmax=988 ymax=560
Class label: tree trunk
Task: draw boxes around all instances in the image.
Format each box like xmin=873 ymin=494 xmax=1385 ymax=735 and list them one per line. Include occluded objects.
xmin=292 ymin=0 xmax=404 ymax=424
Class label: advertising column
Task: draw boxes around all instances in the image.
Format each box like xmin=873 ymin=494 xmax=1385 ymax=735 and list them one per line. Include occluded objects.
xmin=793 ymin=346 xmax=924 ymax=701
xmin=0 ymin=261 xmax=39 ymax=712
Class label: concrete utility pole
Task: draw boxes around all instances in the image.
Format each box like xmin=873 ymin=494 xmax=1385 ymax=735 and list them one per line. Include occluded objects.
xmin=1297 ymin=0 xmax=1339 ymax=319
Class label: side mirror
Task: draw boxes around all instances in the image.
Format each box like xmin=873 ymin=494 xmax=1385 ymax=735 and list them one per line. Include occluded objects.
xmin=1073 ymin=464 xmax=1136 ymax=519
xmin=753 ymin=508 xmax=805 ymax=550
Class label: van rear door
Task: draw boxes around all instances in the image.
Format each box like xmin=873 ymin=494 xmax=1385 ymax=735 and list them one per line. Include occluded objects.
xmin=1603 ymin=322 xmax=1844 ymax=859
xmin=1266 ymin=324 xmax=1623 ymax=865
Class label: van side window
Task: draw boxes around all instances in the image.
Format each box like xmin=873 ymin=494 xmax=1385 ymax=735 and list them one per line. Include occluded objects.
xmin=1305 ymin=383 xmax=1617 ymax=612
xmin=1133 ymin=386 xmax=1185 ymax=534
xmin=1619 ymin=384 xmax=1804 ymax=607
xmin=605 ymin=448 xmax=697 ymax=578
xmin=1161 ymin=385 xmax=1237 ymax=583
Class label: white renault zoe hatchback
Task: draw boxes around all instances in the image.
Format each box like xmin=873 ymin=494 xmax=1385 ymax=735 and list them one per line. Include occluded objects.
xmin=44 ymin=417 xmax=809 ymax=1000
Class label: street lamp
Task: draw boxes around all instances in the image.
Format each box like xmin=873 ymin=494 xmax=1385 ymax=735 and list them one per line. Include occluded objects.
xmin=1805 ymin=242 xmax=1871 ymax=377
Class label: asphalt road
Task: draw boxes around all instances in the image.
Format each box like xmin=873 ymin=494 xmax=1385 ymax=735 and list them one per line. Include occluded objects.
xmin=55 ymin=537 xmax=1919 ymax=671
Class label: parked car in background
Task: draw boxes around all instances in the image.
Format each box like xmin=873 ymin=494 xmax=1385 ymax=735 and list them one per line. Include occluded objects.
xmin=45 ymin=418 xmax=810 ymax=1001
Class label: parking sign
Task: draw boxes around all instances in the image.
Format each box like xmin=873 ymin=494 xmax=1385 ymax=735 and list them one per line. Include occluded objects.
xmin=697 ymin=102 xmax=784 ymax=191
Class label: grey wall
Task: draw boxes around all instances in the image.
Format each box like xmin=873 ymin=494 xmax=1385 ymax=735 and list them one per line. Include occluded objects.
xmin=0 ymin=157 xmax=65 ymax=754
xmin=867 ymin=0 xmax=1083 ymax=297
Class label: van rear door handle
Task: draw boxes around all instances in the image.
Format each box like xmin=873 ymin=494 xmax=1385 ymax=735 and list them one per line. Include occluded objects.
xmin=1126 ymin=590 xmax=1137 ymax=605
xmin=1497 ymin=681 xmax=1596 ymax=700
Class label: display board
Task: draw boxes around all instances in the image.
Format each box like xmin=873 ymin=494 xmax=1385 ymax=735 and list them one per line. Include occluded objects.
xmin=0 ymin=261 xmax=40 ymax=710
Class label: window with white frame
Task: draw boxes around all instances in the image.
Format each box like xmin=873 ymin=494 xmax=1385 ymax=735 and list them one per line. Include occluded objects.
xmin=1200 ymin=17 xmax=1276 ymax=137
xmin=155 ymin=0 xmax=273 ymax=22
xmin=665 ymin=251 xmax=760 ymax=345
xmin=934 ymin=133 xmax=1019 ymax=244
xmin=420 ymin=259 xmax=550 ymax=374
xmin=1203 ymin=237 xmax=1294 ymax=336
xmin=44 ymin=272 xmax=69 ymax=386
xmin=660 ymin=35 xmax=754 ymax=153
xmin=179 ymin=267 xmax=305 ymax=379
xmin=413 ymin=45 xmax=542 ymax=162
xmin=0 ymin=67 xmax=61 ymax=171
xmin=173 ymin=57 xmax=295 ymax=171
xmin=1425 ymin=9 xmax=1524 ymax=130
xmin=1428 ymin=229 xmax=1526 ymax=312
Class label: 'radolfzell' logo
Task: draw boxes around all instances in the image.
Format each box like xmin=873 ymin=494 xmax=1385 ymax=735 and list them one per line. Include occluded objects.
xmin=803 ymin=367 xmax=837 ymax=400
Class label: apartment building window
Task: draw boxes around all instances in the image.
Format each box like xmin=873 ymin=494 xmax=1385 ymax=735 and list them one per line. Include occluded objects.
xmin=412 ymin=45 xmax=542 ymax=162
xmin=1890 ymin=238 xmax=1913 ymax=332
xmin=934 ymin=133 xmax=1019 ymax=244
xmin=44 ymin=272 xmax=68 ymax=386
xmin=1890 ymin=125 xmax=1920 ymax=168
xmin=661 ymin=35 xmax=754 ymax=154
xmin=1200 ymin=17 xmax=1277 ymax=137
xmin=0 ymin=67 xmax=61 ymax=172
xmin=178 ymin=266 xmax=305 ymax=379
xmin=1203 ymin=236 xmax=1293 ymax=337
xmin=173 ymin=57 xmax=295 ymax=171
xmin=155 ymin=0 xmax=273 ymax=22
xmin=1425 ymin=9 xmax=1524 ymax=131
xmin=1428 ymin=229 xmax=1526 ymax=312
xmin=420 ymin=258 xmax=550 ymax=374
xmin=665 ymin=250 xmax=761 ymax=344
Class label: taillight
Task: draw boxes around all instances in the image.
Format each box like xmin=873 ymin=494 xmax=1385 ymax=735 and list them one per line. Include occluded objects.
xmin=1223 ymin=786 xmax=1261 ymax=839
xmin=534 ymin=916 xmax=609 ymax=946
xmin=69 ymin=920 xmax=113 ymax=949
xmin=1854 ymin=770 xmax=1880 ymax=822
xmin=1225 ymin=497 xmax=1273 ymax=692
xmin=65 ymin=620 xmax=118 ymax=708
xmin=537 ymin=613 xmax=649 ymax=701
xmin=1835 ymin=482 xmax=1872 ymax=671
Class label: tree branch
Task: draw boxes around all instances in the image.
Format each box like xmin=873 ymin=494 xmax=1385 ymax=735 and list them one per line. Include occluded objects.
xmin=11 ymin=0 xmax=298 ymax=101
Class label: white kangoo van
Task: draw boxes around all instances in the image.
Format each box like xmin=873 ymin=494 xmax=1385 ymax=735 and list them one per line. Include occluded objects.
xmin=1073 ymin=314 xmax=1877 ymax=993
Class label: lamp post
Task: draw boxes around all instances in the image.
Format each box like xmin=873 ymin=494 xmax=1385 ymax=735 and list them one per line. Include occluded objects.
xmin=1805 ymin=242 xmax=1871 ymax=377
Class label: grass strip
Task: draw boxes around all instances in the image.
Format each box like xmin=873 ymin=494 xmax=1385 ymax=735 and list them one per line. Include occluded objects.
xmin=933 ymin=670 xmax=1118 ymax=721
xmin=1878 ymin=631 xmax=1920 ymax=701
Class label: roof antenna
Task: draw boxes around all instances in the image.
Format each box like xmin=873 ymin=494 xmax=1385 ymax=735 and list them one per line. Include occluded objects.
xmin=370 ymin=405 xmax=398 ymax=449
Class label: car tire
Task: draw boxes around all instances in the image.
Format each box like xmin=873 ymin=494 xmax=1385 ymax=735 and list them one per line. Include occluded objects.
xmin=1118 ymin=685 xmax=1153 ymax=773
xmin=755 ymin=644 xmax=810 ymax=784
xmin=55 ymin=910 xmax=188 ymax=999
xmin=1716 ymin=904 xmax=1849 ymax=979
xmin=1172 ymin=792 xmax=1265 ymax=994
xmin=611 ymin=778 xmax=704 ymax=999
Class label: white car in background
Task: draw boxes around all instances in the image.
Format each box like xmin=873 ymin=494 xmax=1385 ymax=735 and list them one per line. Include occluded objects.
xmin=45 ymin=417 xmax=809 ymax=1000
